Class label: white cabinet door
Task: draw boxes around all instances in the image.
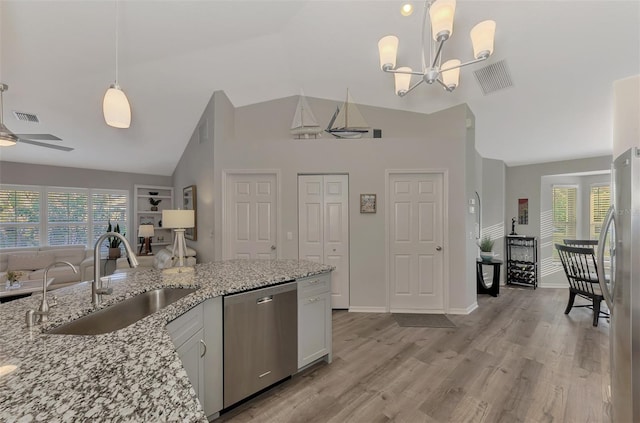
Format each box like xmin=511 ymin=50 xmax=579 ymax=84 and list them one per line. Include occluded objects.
xmin=298 ymin=174 xmax=349 ymax=309
xmin=176 ymin=328 xmax=205 ymax=403
xmin=203 ymin=297 xmax=223 ymax=418
xmin=298 ymin=292 xmax=331 ymax=368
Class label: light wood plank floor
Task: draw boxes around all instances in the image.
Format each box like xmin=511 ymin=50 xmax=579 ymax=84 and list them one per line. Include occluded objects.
xmin=218 ymin=287 xmax=611 ymax=422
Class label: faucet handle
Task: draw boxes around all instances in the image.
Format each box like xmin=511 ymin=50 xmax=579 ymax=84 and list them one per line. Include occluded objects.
xmin=49 ymin=295 xmax=58 ymax=308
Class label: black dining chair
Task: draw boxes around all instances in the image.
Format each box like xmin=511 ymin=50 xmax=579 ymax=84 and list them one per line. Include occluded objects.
xmin=555 ymin=243 xmax=609 ymax=327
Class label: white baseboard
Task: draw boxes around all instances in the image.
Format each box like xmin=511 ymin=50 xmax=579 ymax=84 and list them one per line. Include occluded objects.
xmin=448 ymin=302 xmax=478 ymax=315
xmin=348 ymin=306 xmax=387 ymax=313
xmin=538 ymin=282 xmax=569 ymax=289
xmin=389 ymin=308 xmax=445 ymax=314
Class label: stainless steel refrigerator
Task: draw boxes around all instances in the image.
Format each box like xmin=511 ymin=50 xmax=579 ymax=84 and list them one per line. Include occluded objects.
xmin=598 ymin=147 xmax=639 ymax=422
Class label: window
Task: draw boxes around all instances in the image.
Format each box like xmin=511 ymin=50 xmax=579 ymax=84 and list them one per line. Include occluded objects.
xmin=590 ymin=185 xmax=611 ymax=240
xmin=0 ymin=186 xmax=41 ymax=248
xmin=552 ymin=185 xmax=577 ymax=258
xmin=0 ymin=184 xmax=128 ymax=250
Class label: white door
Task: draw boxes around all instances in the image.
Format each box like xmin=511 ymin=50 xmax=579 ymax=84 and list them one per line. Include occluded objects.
xmin=225 ymin=173 xmax=277 ymax=259
xmin=388 ymin=172 xmax=445 ymax=312
xmin=298 ymin=174 xmax=349 ymax=309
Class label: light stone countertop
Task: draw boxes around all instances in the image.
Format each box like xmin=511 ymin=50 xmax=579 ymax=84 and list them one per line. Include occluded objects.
xmin=0 ymin=259 xmax=333 ymax=423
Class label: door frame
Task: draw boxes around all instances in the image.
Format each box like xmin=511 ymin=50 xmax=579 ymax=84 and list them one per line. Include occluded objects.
xmin=221 ymin=169 xmax=282 ymax=260
xmin=384 ymin=169 xmax=450 ymax=313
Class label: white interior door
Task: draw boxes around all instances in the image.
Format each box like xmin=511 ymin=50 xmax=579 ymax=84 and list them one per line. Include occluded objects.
xmin=299 ymin=174 xmax=349 ymax=309
xmin=388 ymin=172 xmax=444 ymax=312
xmin=225 ymin=172 xmax=277 ymax=259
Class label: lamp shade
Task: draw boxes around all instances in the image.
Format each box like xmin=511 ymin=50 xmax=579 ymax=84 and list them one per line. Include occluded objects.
xmin=470 ymin=20 xmax=496 ymax=59
xmin=138 ymin=224 xmax=155 ymax=238
xmin=441 ymin=59 xmax=461 ymax=90
xmin=394 ymin=67 xmax=412 ymax=95
xmin=429 ymin=0 xmax=456 ymax=41
xmin=162 ymin=209 xmax=195 ymax=229
xmin=378 ymin=35 xmax=399 ymax=70
xmin=103 ymin=84 xmax=131 ymax=128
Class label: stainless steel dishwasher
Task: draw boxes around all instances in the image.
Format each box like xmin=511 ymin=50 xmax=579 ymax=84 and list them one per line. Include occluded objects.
xmin=223 ymin=281 xmax=297 ymax=408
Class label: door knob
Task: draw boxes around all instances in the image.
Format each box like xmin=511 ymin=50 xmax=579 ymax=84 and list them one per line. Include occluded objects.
xmin=270 ymin=245 xmax=276 ymax=250
xmin=436 ymin=246 xmax=442 ymax=251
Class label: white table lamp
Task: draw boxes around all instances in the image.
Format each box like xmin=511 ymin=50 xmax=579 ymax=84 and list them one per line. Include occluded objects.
xmin=138 ymin=224 xmax=155 ymax=255
xmin=162 ymin=209 xmax=195 ymax=271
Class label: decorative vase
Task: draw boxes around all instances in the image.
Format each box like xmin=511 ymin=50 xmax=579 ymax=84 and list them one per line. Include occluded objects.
xmin=151 ymin=206 xmax=158 ymax=211
xmin=480 ymin=251 xmax=494 ymax=262
xmin=108 ymin=247 xmax=122 ymax=259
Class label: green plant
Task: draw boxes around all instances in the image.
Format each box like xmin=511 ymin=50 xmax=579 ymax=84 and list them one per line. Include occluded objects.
xmin=478 ymin=235 xmax=494 ymax=252
xmin=149 ymin=197 xmax=162 ymax=207
xmin=106 ymin=221 xmax=125 ymax=248
xmin=7 ymin=271 xmax=23 ymax=282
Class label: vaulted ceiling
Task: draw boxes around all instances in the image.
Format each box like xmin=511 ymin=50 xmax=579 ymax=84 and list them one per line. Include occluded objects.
xmin=1 ymin=1 xmax=638 ymax=175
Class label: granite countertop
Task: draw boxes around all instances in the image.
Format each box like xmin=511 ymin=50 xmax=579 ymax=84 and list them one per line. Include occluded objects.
xmin=0 ymin=259 xmax=332 ymax=423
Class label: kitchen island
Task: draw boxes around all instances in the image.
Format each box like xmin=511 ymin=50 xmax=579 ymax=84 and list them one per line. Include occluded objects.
xmin=0 ymin=259 xmax=332 ymax=422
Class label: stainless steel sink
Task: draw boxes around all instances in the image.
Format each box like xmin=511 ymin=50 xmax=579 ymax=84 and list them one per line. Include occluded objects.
xmin=47 ymin=287 xmax=198 ymax=335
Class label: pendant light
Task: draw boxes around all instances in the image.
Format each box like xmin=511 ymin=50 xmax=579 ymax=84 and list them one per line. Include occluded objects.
xmin=103 ymin=0 xmax=131 ymax=128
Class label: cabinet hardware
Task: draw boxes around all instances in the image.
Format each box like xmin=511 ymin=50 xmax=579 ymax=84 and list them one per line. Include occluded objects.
xmin=200 ymin=339 xmax=207 ymax=357
xmin=258 ymin=370 xmax=272 ymax=378
xmin=256 ymin=296 xmax=273 ymax=304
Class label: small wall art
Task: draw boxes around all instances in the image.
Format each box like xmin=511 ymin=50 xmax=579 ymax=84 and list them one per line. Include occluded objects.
xmin=518 ymin=198 xmax=529 ymax=225
xmin=183 ymin=185 xmax=198 ymax=240
xmin=360 ymin=194 xmax=377 ymax=213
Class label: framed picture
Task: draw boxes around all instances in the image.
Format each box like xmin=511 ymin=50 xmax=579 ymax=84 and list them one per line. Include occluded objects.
xmin=183 ymin=185 xmax=198 ymax=240
xmin=518 ymin=198 xmax=529 ymax=225
xmin=139 ymin=216 xmax=154 ymax=226
xmin=360 ymin=194 xmax=377 ymax=213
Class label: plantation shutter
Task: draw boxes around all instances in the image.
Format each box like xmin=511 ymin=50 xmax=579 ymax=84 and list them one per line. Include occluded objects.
xmin=47 ymin=190 xmax=88 ymax=246
xmin=552 ymin=186 xmax=577 ymax=258
xmin=0 ymin=187 xmax=41 ymax=248
xmin=92 ymin=191 xmax=128 ymax=254
xmin=590 ymin=185 xmax=611 ymax=239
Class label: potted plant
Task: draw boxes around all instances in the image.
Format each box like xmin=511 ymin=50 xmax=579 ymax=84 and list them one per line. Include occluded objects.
xmin=478 ymin=235 xmax=495 ymax=262
xmin=149 ymin=197 xmax=162 ymax=211
xmin=106 ymin=221 xmax=125 ymax=259
xmin=6 ymin=270 xmax=23 ymax=287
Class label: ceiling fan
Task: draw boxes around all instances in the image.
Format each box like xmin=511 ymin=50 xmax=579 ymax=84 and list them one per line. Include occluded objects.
xmin=0 ymin=83 xmax=74 ymax=152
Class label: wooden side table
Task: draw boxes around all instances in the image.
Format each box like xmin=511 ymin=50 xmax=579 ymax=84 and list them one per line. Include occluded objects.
xmin=476 ymin=258 xmax=502 ymax=297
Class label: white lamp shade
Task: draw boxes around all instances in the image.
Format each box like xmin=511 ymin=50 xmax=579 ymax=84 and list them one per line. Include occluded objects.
xmin=429 ymin=0 xmax=456 ymax=41
xmin=138 ymin=224 xmax=155 ymax=237
xmin=378 ymin=35 xmax=399 ymax=70
xmin=103 ymin=85 xmax=131 ymax=128
xmin=162 ymin=209 xmax=195 ymax=229
xmin=470 ymin=20 xmax=496 ymax=59
xmin=441 ymin=59 xmax=461 ymax=89
xmin=394 ymin=67 xmax=412 ymax=95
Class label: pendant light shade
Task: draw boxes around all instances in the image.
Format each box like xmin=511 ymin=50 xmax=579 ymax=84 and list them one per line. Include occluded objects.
xmin=400 ymin=2 xmax=414 ymax=16
xmin=0 ymin=124 xmax=18 ymax=147
xmin=378 ymin=35 xmax=399 ymax=70
xmin=470 ymin=20 xmax=496 ymax=59
xmin=103 ymin=84 xmax=131 ymax=128
xmin=429 ymin=0 xmax=456 ymax=41
xmin=394 ymin=67 xmax=413 ymax=96
xmin=441 ymin=59 xmax=461 ymax=90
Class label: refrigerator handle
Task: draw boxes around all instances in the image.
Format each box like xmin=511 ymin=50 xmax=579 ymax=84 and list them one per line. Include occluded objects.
xmin=597 ymin=205 xmax=615 ymax=311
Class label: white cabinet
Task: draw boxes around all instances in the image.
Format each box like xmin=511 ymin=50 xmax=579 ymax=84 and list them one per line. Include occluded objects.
xmin=133 ymin=184 xmax=174 ymax=253
xmin=167 ymin=298 xmax=223 ymax=419
xmin=297 ymin=272 xmax=333 ymax=369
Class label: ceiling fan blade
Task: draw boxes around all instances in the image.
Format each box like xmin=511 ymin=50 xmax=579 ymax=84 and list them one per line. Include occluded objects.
xmin=15 ymin=134 xmax=62 ymax=141
xmin=18 ymin=138 xmax=74 ymax=152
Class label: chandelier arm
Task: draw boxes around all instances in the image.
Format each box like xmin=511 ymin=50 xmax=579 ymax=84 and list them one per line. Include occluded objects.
xmin=435 ymin=79 xmax=455 ymax=92
xmin=431 ymin=39 xmax=446 ymax=69
xmin=440 ymin=56 xmax=489 ymax=73
xmin=383 ymin=68 xmax=426 ymax=76
xmin=402 ymin=79 xmax=426 ymax=96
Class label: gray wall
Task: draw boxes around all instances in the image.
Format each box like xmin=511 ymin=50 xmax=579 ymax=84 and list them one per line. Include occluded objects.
xmin=194 ymin=92 xmax=477 ymax=312
xmin=0 ymin=161 xmax=171 ymax=243
xmin=481 ymin=158 xmax=506 ymax=269
xmin=505 ymin=156 xmax=612 ymax=287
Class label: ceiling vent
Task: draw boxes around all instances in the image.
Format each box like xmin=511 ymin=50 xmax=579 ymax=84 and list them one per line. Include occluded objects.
xmin=13 ymin=111 xmax=40 ymax=123
xmin=473 ymin=60 xmax=513 ymax=95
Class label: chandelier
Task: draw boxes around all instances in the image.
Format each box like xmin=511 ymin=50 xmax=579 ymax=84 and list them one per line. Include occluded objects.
xmin=378 ymin=0 xmax=496 ymax=96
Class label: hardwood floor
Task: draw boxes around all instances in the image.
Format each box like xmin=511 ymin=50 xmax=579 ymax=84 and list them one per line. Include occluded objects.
xmin=218 ymin=287 xmax=611 ymax=422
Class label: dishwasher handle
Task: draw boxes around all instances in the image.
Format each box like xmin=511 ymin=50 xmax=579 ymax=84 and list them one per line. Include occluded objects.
xmin=256 ymin=295 xmax=273 ymax=305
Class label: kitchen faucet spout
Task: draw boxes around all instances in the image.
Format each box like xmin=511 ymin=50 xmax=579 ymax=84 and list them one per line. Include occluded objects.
xmin=93 ymin=232 xmax=138 ymax=306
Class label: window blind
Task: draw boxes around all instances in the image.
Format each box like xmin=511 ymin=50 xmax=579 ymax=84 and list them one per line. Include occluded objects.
xmin=92 ymin=191 xmax=128 ymax=253
xmin=0 ymin=187 xmax=41 ymax=248
xmin=47 ymin=190 xmax=89 ymax=246
xmin=552 ymin=185 xmax=577 ymax=258
xmin=590 ymin=185 xmax=611 ymax=239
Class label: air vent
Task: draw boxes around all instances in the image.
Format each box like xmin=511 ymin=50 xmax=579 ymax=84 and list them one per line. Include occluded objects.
xmin=473 ymin=60 xmax=513 ymax=95
xmin=13 ymin=111 xmax=39 ymax=123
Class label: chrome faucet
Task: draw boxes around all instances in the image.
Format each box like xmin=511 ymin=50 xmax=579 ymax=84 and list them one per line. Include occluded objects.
xmin=93 ymin=232 xmax=138 ymax=306
xmin=25 ymin=261 xmax=77 ymax=328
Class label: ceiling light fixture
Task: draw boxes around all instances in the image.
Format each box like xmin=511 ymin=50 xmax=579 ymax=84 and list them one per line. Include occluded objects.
xmin=0 ymin=84 xmax=18 ymax=147
xmin=378 ymin=0 xmax=496 ymax=97
xmin=400 ymin=2 xmax=414 ymax=16
xmin=103 ymin=0 xmax=131 ymax=128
